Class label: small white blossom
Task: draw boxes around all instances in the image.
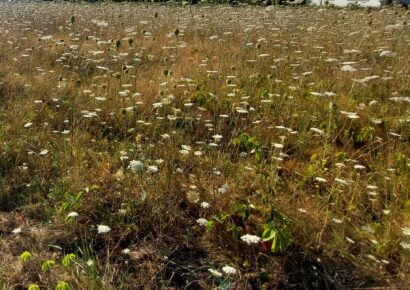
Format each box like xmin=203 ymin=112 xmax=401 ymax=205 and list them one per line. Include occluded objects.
xmin=200 ymin=202 xmax=210 ymax=209
xmin=212 ymin=134 xmax=223 ymax=141
xmin=122 ymin=248 xmax=131 ymax=254
xmin=208 ymin=268 xmax=223 ymax=277
xmin=147 ymin=165 xmax=159 ymax=173
xmin=217 ymin=184 xmax=229 ymax=194
xmin=222 ymin=265 xmax=237 ymax=275
xmin=128 ymin=160 xmax=144 ymax=173
xmin=346 ymin=113 xmax=359 ymax=120
xmin=366 ymin=254 xmax=380 ymax=263
xmin=353 ymin=164 xmax=365 ymax=170
xmin=341 ymin=65 xmax=357 ymax=72
xmin=400 ymin=241 xmax=410 ymax=250
xmin=367 ymin=191 xmax=379 ymax=197
xmin=310 ymin=127 xmax=324 ymax=135
xmin=315 ymin=177 xmax=327 ymax=183
xmin=196 ymin=218 xmax=208 ymax=226
xmin=97 ymin=224 xmax=111 ymax=234
xmin=402 ymin=227 xmax=410 ymax=236
xmin=272 ymin=143 xmax=284 ymax=149
xmin=67 ymin=211 xmax=79 ymax=218
xmin=346 ymin=237 xmax=355 ymax=244
xmin=380 ymin=50 xmax=396 ymax=58
xmin=241 ymin=234 xmax=261 ymax=245
xmin=335 ymin=178 xmax=350 ymax=186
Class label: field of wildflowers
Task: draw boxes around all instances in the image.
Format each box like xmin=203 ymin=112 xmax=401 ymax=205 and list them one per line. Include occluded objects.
xmin=0 ymin=2 xmax=409 ymax=289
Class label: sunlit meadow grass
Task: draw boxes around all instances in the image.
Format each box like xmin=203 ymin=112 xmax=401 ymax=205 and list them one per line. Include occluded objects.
xmin=0 ymin=2 xmax=409 ymax=289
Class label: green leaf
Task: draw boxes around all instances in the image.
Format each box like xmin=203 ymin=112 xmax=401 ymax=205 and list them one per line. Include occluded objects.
xmin=60 ymin=202 xmax=70 ymax=212
xmin=55 ymin=281 xmax=70 ymax=290
xmin=41 ymin=259 xmax=56 ymax=272
xmin=20 ymin=251 xmax=31 ymax=263
xmin=62 ymin=253 xmax=76 ymax=268
xmin=241 ymin=208 xmax=250 ymax=222
xmin=271 ymin=229 xmax=288 ymax=253
xmin=271 ymin=231 xmax=279 ymax=253
xmin=28 ymin=284 xmax=41 ymax=290
xmin=217 ymin=213 xmax=229 ymax=222
xmin=206 ymin=220 xmax=214 ymax=231
xmin=262 ymin=228 xmax=276 ymax=242
xmin=75 ymin=191 xmax=84 ymax=201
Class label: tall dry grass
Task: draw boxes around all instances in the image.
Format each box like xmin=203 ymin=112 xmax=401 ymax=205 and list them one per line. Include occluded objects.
xmin=0 ymin=2 xmax=409 ymax=289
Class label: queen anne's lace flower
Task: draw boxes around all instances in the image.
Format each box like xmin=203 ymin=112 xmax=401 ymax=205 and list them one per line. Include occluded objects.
xmin=222 ymin=266 xmax=237 ymax=275
xmin=399 ymin=241 xmax=410 ymax=250
xmin=147 ymin=165 xmax=159 ymax=173
xmin=402 ymin=227 xmax=410 ymax=236
xmin=200 ymin=202 xmax=210 ymax=209
xmin=128 ymin=160 xmax=143 ymax=173
xmin=97 ymin=224 xmax=111 ymax=234
xmin=67 ymin=212 xmax=79 ymax=218
xmin=241 ymin=234 xmax=261 ymax=245
xmin=196 ymin=218 xmax=208 ymax=226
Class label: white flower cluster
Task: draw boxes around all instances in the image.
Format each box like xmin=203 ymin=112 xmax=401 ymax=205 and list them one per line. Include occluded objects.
xmin=241 ymin=234 xmax=261 ymax=245
xmin=97 ymin=224 xmax=111 ymax=234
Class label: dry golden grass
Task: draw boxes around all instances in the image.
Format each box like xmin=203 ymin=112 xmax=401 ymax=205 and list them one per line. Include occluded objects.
xmin=0 ymin=2 xmax=409 ymax=289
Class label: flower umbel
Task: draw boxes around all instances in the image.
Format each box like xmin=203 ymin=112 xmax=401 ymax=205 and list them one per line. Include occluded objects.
xmin=222 ymin=265 xmax=237 ymax=275
xmin=97 ymin=224 xmax=111 ymax=234
xmin=241 ymin=234 xmax=261 ymax=245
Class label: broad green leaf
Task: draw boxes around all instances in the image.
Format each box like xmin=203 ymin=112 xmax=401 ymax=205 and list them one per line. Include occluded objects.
xmin=262 ymin=228 xmax=276 ymax=242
